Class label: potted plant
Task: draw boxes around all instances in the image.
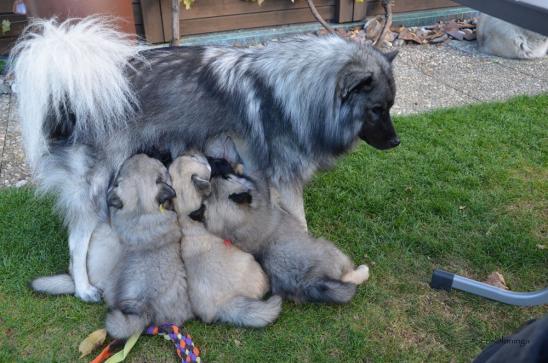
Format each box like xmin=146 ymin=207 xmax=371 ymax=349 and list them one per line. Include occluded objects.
xmin=20 ymin=0 xmax=136 ymax=34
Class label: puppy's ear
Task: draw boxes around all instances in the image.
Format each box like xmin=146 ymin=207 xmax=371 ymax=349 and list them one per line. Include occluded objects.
xmin=229 ymin=191 xmax=252 ymax=205
xmin=188 ymin=204 xmax=205 ymax=222
xmin=383 ymin=49 xmax=398 ymax=63
xmin=339 ymin=70 xmax=373 ymax=100
xmin=157 ymin=183 xmax=176 ymax=204
xmin=192 ymin=175 xmax=211 ymax=195
xmin=107 ymin=189 xmax=123 ymax=209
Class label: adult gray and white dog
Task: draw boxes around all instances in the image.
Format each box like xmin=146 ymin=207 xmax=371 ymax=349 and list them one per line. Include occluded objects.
xmin=10 ymin=17 xmax=399 ymax=302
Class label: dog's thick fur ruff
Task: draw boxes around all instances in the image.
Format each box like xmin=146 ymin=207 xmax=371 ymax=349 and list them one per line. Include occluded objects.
xmin=11 ymin=17 xmax=397 ymax=301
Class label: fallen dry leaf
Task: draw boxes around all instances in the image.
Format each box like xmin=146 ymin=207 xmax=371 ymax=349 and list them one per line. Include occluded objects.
xmin=484 ymin=272 xmax=508 ymax=290
xmin=430 ymin=34 xmax=449 ymax=44
xmin=442 ymin=19 xmax=460 ymax=33
xmin=79 ymin=328 xmax=107 ymax=358
xmin=447 ymin=30 xmax=465 ymax=41
xmin=398 ymin=28 xmax=424 ymax=44
xmin=391 ymin=25 xmax=405 ymax=33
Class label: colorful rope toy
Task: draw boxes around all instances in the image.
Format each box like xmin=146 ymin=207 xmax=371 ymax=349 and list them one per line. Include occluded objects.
xmin=91 ymin=324 xmax=201 ymax=363
xmin=145 ymin=324 xmax=201 ymax=363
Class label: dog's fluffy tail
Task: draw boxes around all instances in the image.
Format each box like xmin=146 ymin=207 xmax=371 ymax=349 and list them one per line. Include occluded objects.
xmin=304 ymin=278 xmax=357 ymax=304
xmin=9 ymin=17 xmax=140 ymax=169
xmin=31 ymin=274 xmax=75 ymax=295
xmin=105 ymin=310 xmax=148 ymax=339
xmin=215 ymin=295 xmax=282 ymax=328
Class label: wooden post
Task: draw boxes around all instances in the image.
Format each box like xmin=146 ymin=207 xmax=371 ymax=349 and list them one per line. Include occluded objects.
xmin=171 ymin=0 xmax=180 ymax=46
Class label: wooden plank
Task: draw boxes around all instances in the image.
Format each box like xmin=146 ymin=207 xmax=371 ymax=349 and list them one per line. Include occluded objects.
xmin=0 ymin=14 xmax=26 ymax=39
xmin=135 ymin=24 xmax=145 ymax=38
xmin=140 ymin=0 xmax=165 ymax=43
xmin=133 ymin=3 xmax=143 ymax=25
xmin=0 ymin=36 xmax=17 ymax=55
xmin=180 ymin=5 xmax=336 ymax=36
xmin=159 ymin=0 xmax=171 ymax=42
xmin=337 ymin=0 xmax=354 ymax=23
xmin=178 ymin=0 xmax=335 ymax=20
xmin=0 ymin=0 xmax=13 ymax=14
xmin=354 ymin=0 xmax=459 ymax=21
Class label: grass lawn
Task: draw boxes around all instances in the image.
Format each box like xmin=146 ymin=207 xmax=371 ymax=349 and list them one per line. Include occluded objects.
xmin=1 ymin=95 xmax=546 ymax=362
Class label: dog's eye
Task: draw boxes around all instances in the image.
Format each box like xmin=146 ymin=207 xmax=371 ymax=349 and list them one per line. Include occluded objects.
xmin=372 ymin=106 xmax=383 ymax=115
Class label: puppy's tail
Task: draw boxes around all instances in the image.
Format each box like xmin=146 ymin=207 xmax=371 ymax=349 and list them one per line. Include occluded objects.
xmin=31 ymin=274 xmax=75 ymax=295
xmin=9 ymin=17 xmax=141 ymax=169
xmin=105 ymin=310 xmax=148 ymax=339
xmin=215 ymin=295 xmax=282 ymax=328
xmin=304 ymin=278 xmax=357 ymax=304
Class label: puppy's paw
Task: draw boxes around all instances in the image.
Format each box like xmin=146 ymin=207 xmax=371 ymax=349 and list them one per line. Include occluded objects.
xmin=75 ymin=284 xmax=102 ymax=303
xmin=341 ymin=264 xmax=370 ymax=285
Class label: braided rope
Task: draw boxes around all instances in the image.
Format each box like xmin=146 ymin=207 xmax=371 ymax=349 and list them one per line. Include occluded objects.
xmin=145 ymin=324 xmax=201 ymax=363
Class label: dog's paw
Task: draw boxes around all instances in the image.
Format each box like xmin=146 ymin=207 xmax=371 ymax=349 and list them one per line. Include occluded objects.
xmin=341 ymin=264 xmax=370 ymax=285
xmin=75 ymin=284 xmax=102 ymax=303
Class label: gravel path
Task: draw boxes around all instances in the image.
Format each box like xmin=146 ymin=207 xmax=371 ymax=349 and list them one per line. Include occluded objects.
xmin=1 ymin=40 xmax=547 ymax=187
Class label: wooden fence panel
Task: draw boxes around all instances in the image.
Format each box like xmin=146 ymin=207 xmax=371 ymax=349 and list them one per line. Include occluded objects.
xmin=159 ymin=0 xmax=336 ymax=39
xmin=0 ymin=0 xmax=26 ymax=55
xmin=354 ymin=0 xmax=459 ymax=21
xmin=140 ymin=0 xmax=166 ymax=42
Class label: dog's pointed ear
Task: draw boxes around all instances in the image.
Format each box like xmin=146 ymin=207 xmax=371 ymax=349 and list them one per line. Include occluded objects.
xmin=157 ymin=183 xmax=176 ymax=205
xmin=192 ymin=174 xmax=211 ymax=195
xmin=339 ymin=70 xmax=373 ymax=100
xmin=107 ymin=189 xmax=123 ymax=209
xmin=229 ymin=191 xmax=252 ymax=205
xmin=383 ymin=49 xmax=398 ymax=63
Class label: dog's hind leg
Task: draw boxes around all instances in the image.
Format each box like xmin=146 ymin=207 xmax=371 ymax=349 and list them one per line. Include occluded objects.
xmin=35 ymin=146 xmax=105 ymax=302
xmin=69 ymin=220 xmax=101 ymax=302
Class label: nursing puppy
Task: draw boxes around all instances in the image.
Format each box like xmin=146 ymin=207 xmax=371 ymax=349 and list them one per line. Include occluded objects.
xmin=33 ymin=154 xmax=193 ymax=338
xmin=11 ymin=18 xmax=398 ymax=302
xmin=203 ymin=173 xmax=370 ymax=304
xmin=169 ymin=154 xmax=281 ymax=327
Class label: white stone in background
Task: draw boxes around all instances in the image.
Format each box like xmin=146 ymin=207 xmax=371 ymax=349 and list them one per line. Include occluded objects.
xmin=15 ymin=180 xmax=28 ymax=188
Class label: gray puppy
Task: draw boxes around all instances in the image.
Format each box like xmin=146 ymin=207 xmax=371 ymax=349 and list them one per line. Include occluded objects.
xmin=203 ymin=173 xmax=369 ymax=304
xmin=169 ymin=154 xmax=281 ymax=327
xmin=32 ymin=154 xmax=193 ymax=338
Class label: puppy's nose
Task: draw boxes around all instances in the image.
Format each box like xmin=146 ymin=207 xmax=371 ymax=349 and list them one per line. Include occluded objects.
xmin=389 ymin=137 xmax=400 ymax=148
